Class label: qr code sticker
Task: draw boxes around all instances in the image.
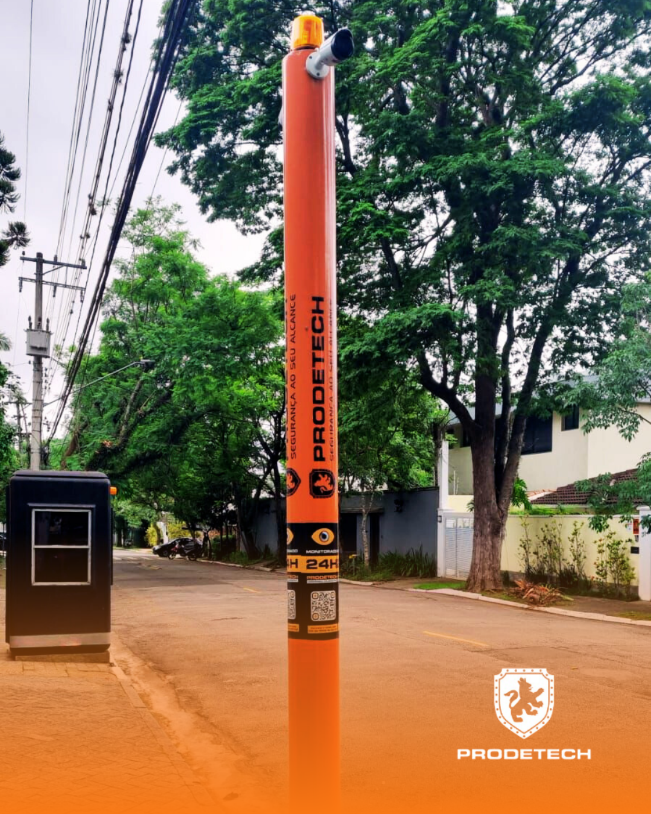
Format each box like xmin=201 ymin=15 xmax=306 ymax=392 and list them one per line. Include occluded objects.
xmin=311 ymin=590 xmax=336 ymax=622
xmin=287 ymin=590 xmax=296 ymax=620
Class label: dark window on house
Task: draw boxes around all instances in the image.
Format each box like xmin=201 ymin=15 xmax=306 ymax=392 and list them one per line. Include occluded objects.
xmin=522 ymin=416 xmax=553 ymax=455
xmin=562 ymin=405 xmax=580 ymax=431
xmin=461 ymin=426 xmax=471 ymax=447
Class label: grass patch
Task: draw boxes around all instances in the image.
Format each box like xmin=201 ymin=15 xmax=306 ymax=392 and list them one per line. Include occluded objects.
xmin=212 ymin=550 xmax=279 ymax=569
xmin=481 ymin=590 xmax=529 ymax=604
xmin=414 ymin=581 xmax=465 ymax=591
xmin=342 ymin=546 xmax=438 ymax=582
xmin=509 ymin=505 xmax=590 ymax=516
xmin=344 ymin=568 xmax=394 ymax=582
xmin=616 ymin=611 xmax=651 ymax=621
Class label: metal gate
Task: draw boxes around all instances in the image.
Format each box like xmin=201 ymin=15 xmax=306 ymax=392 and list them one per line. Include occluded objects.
xmin=443 ymin=513 xmax=474 ymax=579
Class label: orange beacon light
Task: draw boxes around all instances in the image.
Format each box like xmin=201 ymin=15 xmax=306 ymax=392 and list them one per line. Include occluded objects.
xmin=282 ymin=14 xmax=353 ymax=814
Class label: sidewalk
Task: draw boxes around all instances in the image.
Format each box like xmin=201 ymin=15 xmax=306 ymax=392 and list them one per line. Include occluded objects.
xmin=0 ymin=648 xmax=213 ymax=814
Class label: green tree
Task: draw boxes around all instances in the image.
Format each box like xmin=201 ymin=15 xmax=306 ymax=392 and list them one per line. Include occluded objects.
xmin=0 ymin=131 xmax=28 ymax=514
xmin=0 ymin=332 xmax=17 ymax=522
xmin=560 ymin=280 xmax=651 ymax=442
xmin=339 ymin=346 xmax=442 ymax=563
xmin=159 ymin=0 xmax=651 ymax=590
xmin=552 ymin=278 xmax=651 ymax=529
xmin=0 ymin=132 xmax=29 ymax=267
xmin=66 ymin=201 xmax=285 ymax=557
xmin=0 ymin=130 xmax=27 ymax=515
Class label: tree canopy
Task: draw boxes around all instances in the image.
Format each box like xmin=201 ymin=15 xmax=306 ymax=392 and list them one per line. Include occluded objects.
xmin=158 ymin=0 xmax=651 ymax=589
xmin=559 ymin=277 xmax=651 ymax=528
xmin=0 ymin=131 xmax=27 ymax=520
xmin=0 ymin=131 xmax=29 ymax=268
xmin=560 ymin=279 xmax=651 ymax=442
xmin=64 ymin=202 xmax=285 ymax=555
xmin=0 ymin=332 xmax=18 ymax=522
xmin=64 ymin=199 xmax=439 ymax=556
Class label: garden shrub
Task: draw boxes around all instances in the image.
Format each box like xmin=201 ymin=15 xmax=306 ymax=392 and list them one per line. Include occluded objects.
xmin=145 ymin=524 xmax=160 ymax=548
xmin=594 ymin=531 xmax=636 ymax=599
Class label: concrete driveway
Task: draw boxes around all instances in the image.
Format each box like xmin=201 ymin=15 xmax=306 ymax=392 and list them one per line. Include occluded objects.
xmin=112 ymin=550 xmax=651 ymax=814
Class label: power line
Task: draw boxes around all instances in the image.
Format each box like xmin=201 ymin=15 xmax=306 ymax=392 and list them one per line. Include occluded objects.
xmin=23 ymin=0 xmax=34 ymax=221
xmin=44 ymin=0 xmax=100 ymax=390
xmin=45 ymin=0 xmax=100 ymax=359
xmin=47 ymin=0 xmax=120 ymax=359
xmin=49 ymin=0 xmax=198 ymax=441
xmin=61 ymin=0 xmax=146 ymax=393
xmin=46 ymin=0 xmax=140 ymax=394
xmin=55 ymin=0 xmax=100 ymax=257
xmin=45 ymin=0 xmax=110 ymax=337
xmin=63 ymin=0 xmax=112 ymax=263
xmin=105 ymin=0 xmax=145 ymax=190
xmin=107 ymin=10 xmax=168 ymax=204
xmin=150 ymin=99 xmax=183 ymax=199
xmin=107 ymin=64 xmax=151 ymax=202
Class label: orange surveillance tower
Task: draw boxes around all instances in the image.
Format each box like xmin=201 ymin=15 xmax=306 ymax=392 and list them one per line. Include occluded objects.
xmin=282 ymin=14 xmax=353 ymax=814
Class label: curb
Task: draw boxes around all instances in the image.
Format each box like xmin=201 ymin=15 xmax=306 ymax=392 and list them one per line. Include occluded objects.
xmin=411 ymin=588 xmax=651 ymax=628
xmin=111 ymin=655 xmax=215 ymax=807
xmin=196 ymin=559 xmax=278 ymax=573
xmin=340 ymin=578 xmax=375 ymax=587
xmin=192 ymin=560 xmax=379 ymax=586
xmin=196 ymin=561 xmax=378 ymax=585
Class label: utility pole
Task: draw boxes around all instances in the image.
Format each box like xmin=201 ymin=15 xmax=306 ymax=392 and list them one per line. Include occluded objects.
xmin=15 ymin=400 xmax=22 ymax=453
xmin=13 ymin=398 xmax=28 ymax=466
xmin=3 ymin=391 xmax=27 ymax=467
xmin=282 ymin=15 xmax=353 ymax=814
xmin=4 ymin=381 xmax=27 ymax=459
xmin=20 ymin=252 xmax=86 ymax=470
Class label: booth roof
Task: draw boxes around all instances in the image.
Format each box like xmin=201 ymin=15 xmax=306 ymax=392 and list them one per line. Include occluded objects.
xmin=12 ymin=470 xmax=109 ymax=479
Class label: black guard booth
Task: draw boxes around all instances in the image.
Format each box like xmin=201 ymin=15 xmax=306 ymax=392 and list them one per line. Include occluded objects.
xmin=6 ymin=470 xmax=111 ymax=656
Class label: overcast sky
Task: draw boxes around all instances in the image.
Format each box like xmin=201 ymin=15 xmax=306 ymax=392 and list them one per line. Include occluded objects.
xmin=0 ymin=0 xmax=265 ymax=434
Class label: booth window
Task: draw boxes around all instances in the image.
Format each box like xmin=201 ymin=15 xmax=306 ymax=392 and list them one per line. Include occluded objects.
xmin=32 ymin=509 xmax=91 ymax=585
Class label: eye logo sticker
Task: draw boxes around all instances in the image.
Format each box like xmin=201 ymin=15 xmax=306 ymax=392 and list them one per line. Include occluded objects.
xmin=311 ymin=527 xmax=335 ymax=546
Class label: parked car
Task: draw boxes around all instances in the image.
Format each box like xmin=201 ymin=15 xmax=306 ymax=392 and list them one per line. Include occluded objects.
xmin=171 ymin=538 xmax=203 ymax=561
xmin=152 ymin=539 xmax=180 ymax=558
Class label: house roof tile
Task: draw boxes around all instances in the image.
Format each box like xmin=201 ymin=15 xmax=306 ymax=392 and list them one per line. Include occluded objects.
xmin=530 ymin=469 xmax=638 ymax=506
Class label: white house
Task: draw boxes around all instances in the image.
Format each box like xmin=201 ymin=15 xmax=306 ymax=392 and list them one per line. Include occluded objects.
xmin=447 ymin=403 xmax=651 ymax=494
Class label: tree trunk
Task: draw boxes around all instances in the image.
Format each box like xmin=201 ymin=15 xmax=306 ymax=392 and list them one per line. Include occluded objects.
xmin=234 ymin=500 xmax=260 ymax=559
xmin=466 ymin=432 xmax=504 ymax=592
xmin=360 ymin=493 xmax=371 ymax=566
xmin=272 ymin=463 xmax=286 ymax=564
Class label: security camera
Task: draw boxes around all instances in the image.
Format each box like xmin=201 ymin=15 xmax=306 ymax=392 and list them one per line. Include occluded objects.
xmin=306 ymin=28 xmax=354 ymax=79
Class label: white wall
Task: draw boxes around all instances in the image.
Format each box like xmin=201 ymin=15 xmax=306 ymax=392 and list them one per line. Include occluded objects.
xmin=502 ymin=514 xmax=638 ymax=583
xmin=586 ymin=404 xmax=651 ymax=477
xmin=516 ymin=412 xmax=588 ymax=491
xmin=448 ymin=406 xmax=650 ymax=495
xmin=448 ymin=443 xmax=473 ymax=494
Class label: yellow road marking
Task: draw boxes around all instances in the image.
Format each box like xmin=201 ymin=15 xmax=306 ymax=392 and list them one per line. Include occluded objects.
xmin=423 ymin=630 xmax=490 ymax=648
xmin=242 ymin=587 xmax=260 ymax=593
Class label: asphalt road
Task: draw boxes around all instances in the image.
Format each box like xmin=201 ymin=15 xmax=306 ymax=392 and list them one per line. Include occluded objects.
xmin=112 ymin=550 xmax=651 ymax=814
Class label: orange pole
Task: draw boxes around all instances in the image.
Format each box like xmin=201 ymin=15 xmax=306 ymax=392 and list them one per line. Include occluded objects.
xmin=283 ymin=14 xmax=340 ymax=814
